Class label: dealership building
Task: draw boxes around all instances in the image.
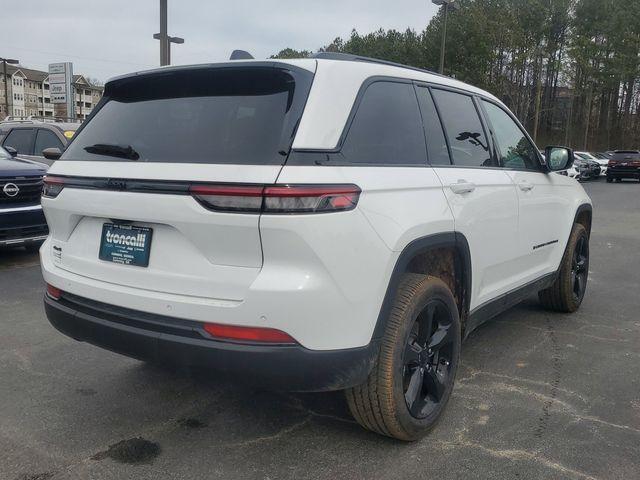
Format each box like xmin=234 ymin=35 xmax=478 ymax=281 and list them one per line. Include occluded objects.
xmin=0 ymin=64 xmax=103 ymax=120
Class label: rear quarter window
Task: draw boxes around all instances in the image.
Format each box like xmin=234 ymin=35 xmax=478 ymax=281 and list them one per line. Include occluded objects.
xmin=611 ymin=151 xmax=640 ymax=161
xmin=340 ymin=81 xmax=427 ymax=166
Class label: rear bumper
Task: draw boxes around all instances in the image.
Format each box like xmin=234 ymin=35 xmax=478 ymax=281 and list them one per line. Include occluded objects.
xmin=0 ymin=205 xmax=48 ymax=247
xmin=44 ymin=293 xmax=378 ymax=392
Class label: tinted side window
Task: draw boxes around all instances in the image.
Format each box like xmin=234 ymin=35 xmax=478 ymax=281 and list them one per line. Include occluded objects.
xmin=341 ymin=81 xmax=426 ymax=165
xmin=482 ymin=101 xmax=540 ymax=171
xmin=415 ymin=86 xmax=451 ymax=165
xmin=34 ymin=129 xmax=64 ymax=155
xmin=3 ymin=128 xmax=35 ymax=154
xmin=431 ymin=90 xmax=494 ymax=167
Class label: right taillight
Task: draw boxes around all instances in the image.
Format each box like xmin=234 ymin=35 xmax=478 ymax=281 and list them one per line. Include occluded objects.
xmin=263 ymin=185 xmax=361 ymax=214
xmin=42 ymin=176 xmax=66 ymax=198
xmin=189 ymin=184 xmax=361 ymax=214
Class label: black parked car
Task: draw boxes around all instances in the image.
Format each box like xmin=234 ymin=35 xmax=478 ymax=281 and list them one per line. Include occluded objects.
xmin=0 ymin=146 xmax=48 ymax=251
xmin=606 ymin=150 xmax=640 ymax=183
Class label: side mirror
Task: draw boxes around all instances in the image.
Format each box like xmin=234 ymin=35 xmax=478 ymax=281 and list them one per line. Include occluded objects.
xmin=545 ymin=146 xmax=574 ymax=172
xmin=5 ymin=146 xmax=17 ymax=157
xmin=42 ymin=147 xmax=62 ymax=160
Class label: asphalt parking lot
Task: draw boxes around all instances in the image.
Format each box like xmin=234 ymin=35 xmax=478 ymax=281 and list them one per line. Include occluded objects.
xmin=1 ymin=179 xmax=639 ymax=480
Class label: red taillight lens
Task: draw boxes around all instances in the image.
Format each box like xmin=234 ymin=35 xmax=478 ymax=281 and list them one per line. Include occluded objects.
xmin=189 ymin=183 xmax=361 ymax=214
xmin=43 ymin=176 xmax=66 ymax=198
xmin=203 ymin=322 xmax=296 ymax=344
xmin=189 ymin=184 xmax=264 ymax=213
xmin=46 ymin=283 xmax=62 ymax=300
xmin=263 ymin=185 xmax=361 ymax=213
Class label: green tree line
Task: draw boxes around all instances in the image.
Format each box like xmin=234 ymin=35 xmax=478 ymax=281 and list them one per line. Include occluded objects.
xmin=272 ymin=0 xmax=640 ymax=151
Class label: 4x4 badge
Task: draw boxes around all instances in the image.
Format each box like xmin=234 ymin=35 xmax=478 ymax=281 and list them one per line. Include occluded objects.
xmin=2 ymin=182 xmax=19 ymax=197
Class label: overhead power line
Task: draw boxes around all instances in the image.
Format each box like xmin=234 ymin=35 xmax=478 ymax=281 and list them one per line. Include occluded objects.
xmin=2 ymin=45 xmax=154 ymax=68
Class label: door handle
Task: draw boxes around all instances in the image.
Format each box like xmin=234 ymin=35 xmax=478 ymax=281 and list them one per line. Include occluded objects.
xmin=449 ymin=180 xmax=476 ymax=195
xmin=518 ymin=180 xmax=534 ymax=192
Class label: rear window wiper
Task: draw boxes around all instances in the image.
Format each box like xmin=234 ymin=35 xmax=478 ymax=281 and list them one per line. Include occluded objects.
xmin=84 ymin=144 xmax=140 ymax=160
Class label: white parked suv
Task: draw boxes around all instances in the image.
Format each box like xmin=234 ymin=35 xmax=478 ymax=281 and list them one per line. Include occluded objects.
xmin=41 ymin=53 xmax=592 ymax=441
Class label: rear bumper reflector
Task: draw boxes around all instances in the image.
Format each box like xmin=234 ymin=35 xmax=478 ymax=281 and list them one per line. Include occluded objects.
xmin=203 ymin=322 xmax=297 ymax=344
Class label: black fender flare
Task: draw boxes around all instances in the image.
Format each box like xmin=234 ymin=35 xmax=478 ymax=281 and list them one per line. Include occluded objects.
xmin=573 ymin=203 xmax=593 ymax=236
xmin=370 ymin=232 xmax=472 ymax=341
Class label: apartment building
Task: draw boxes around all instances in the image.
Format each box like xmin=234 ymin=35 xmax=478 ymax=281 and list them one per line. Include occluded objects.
xmin=1 ymin=64 xmax=103 ymax=120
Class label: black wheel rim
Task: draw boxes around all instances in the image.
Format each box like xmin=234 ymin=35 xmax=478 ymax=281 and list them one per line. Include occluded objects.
xmin=571 ymin=234 xmax=588 ymax=303
xmin=402 ymin=300 xmax=455 ymax=419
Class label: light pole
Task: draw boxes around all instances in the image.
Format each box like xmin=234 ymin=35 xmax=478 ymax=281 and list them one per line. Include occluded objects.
xmin=431 ymin=0 xmax=458 ymax=74
xmin=1 ymin=57 xmax=19 ymax=118
xmin=153 ymin=0 xmax=184 ymax=66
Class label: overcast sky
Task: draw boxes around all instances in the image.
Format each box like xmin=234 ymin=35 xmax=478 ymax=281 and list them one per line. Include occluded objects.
xmin=1 ymin=0 xmax=439 ymax=82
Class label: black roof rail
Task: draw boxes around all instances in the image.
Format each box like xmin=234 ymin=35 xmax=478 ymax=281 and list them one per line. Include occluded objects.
xmin=312 ymin=52 xmax=447 ymax=78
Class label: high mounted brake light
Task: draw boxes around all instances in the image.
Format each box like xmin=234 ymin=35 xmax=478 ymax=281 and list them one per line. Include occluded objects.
xmin=42 ymin=176 xmax=66 ymax=198
xmin=189 ymin=184 xmax=361 ymax=214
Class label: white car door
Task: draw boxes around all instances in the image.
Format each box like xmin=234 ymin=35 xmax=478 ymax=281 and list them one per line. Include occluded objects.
xmin=419 ymin=86 xmax=520 ymax=311
xmin=479 ymin=99 xmax=572 ymax=283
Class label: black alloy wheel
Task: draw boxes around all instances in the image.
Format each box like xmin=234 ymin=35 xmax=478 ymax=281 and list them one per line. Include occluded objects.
xmin=346 ymin=274 xmax=461 ymax=441
xmin=402 ymin=300 xmax=455 ymax=419
xmin=538 ymin=223 xmax=589 ymax=313
xmin=571 ymin=234 xmax=589 ymax=304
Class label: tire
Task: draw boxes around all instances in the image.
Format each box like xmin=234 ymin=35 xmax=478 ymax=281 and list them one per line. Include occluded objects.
xmin=606 ymin=177 xmax=613 ymax=183
xmin=616 ymin=178 xmax=622 ymax=183
xmin=538 ymin=224 xmax=589 ymax=313
xmin=346 ymin=274 xmax=461 ymax=441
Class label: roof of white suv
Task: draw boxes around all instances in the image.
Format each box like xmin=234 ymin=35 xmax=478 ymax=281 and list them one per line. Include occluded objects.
xmin=104 ymin=55 xmax=501 ymax=150
xmin=293 ymin=56 xmax=500 ymax=149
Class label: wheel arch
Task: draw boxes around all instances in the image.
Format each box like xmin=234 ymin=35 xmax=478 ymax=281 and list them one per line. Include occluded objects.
xmin=574 ymin=203 xmax=593 ymax=237
xmin=371 ymin=232 xmax=472 ymax=341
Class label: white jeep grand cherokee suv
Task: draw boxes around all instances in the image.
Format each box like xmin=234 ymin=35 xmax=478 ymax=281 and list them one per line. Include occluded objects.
xmin=41 ymin=53 xmax=592 ymax=441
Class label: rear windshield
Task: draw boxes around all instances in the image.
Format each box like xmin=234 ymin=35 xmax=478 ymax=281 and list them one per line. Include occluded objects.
xmin=611 ymin=151 xmax=640 ymax=161
xmin=63 ymin=66 xmax=312 ymax=165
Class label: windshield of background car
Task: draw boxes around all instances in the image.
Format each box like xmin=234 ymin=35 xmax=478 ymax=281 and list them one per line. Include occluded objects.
xmin=62 ymin=66 xmax=313 ymax=165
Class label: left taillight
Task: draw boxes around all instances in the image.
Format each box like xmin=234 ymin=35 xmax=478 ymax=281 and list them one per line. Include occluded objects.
xmin=42 ymin=176 xmax=66 ymax=198
xmin=189 ymin=184 xmax=361 ymax=214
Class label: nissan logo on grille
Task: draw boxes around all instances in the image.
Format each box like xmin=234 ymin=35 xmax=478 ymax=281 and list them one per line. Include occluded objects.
xmin=2 ymin=183 xmax=20 ymax=197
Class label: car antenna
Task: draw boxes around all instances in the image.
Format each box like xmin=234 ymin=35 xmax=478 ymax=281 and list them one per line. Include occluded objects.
xmin=230 ymin=50 xmax=254 ymax=60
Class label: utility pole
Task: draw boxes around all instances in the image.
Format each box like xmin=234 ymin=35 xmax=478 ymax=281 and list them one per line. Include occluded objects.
xmin=583 ymin=81 xmax=593 ymax=150
xmin=153 ymin=0 xmax=184 ymax=66
xmin=564 ymin=92 xmax=574 ymax=146
xmin=1 ymin=57 xmax=19 ymax=118
xmin=432 ymin=1 xmax=459 ymax=75
xmin=440 ymin=4 xmax=448 ymax=74
xmin=532 ymin=52 xmax=543 ymax=143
